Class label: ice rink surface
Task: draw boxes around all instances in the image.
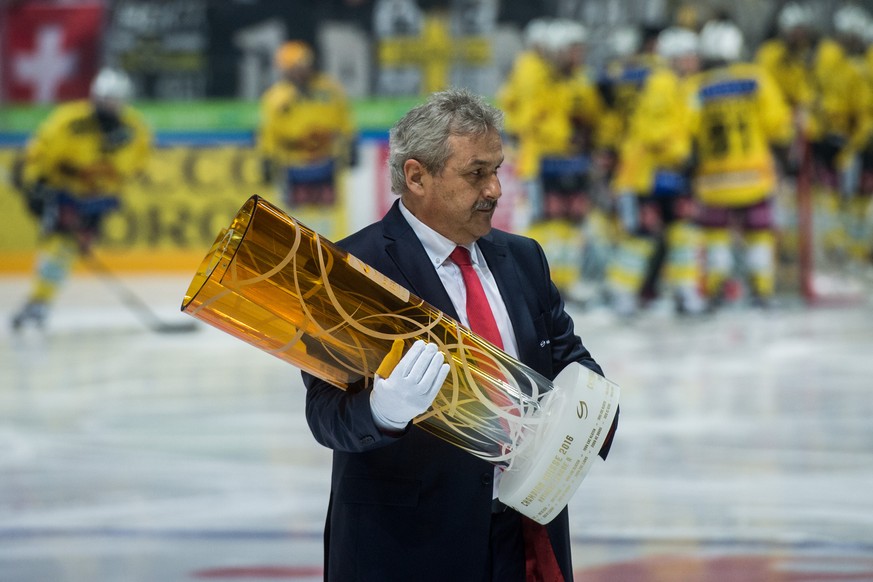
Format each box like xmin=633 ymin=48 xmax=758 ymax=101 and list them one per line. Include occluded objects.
xmin=2 ymin=274 xmax=872 ymax=581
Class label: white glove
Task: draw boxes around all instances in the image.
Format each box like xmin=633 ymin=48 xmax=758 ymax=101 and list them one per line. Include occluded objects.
xmin=370 ymin=340 xmax=449 ymax=431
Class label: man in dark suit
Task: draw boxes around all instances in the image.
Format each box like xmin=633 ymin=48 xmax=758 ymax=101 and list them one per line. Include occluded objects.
xmin=302 ymin=87 xmax=616 ymax=581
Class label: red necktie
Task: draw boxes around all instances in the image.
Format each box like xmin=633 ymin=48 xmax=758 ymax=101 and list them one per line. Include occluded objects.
xmin=449 ymin=246 xmax=564 ymax=582
xmin=449 ymin=246 xmax=503 ymax=349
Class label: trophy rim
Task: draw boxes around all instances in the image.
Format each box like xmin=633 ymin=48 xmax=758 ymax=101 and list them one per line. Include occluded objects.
xmin=180 ymin=195 xmax=259 ymax=313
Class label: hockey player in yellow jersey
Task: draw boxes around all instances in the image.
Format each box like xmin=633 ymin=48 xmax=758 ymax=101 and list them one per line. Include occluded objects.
xmin=501 ymin=19 xmax=607 ymax=300
xmin=606 ymin=26 xmax=705 ymax=317
xmin=756 ymin=3 xmax=817 ymax=106
xmin=258 ymin=41 xmax=356 ymax=238
xmin=499 ymin=20 xmax=603 ymax=221
xmin=808 ymin=28 xmax=871 ymax=191
xmin=756 ymin=3 xmax=817 ymax=125
xmin=534 ymin=20 xmax=604 ymax=224
xmin=596 ymin=24 xmax=664 ymax=157
xmin=813 ymin=6 xmax=873 ymax=265
xmin=497 ymin=18 xmax=555 ymax=234
xmin=692 ymin=20 xmax=794 ymax=309
xmin=11 ymin=68 xmax=152 ymax=331
xmin=497 ymin=18 xmax=553 ymax=144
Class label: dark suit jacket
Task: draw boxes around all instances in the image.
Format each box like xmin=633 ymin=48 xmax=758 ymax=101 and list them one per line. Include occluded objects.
xmin=302 ymin=200 xmax=609 ymax=582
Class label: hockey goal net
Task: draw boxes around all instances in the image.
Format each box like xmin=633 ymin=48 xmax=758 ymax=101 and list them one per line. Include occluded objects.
xmin=775 ymin=142 xmax=870 ymax=306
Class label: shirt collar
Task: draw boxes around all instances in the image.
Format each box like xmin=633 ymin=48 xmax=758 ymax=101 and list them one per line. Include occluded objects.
xmin=398 ymin=199 xmax=478 ymax=268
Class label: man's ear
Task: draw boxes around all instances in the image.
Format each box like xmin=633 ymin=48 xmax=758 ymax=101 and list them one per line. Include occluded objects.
xmin=403 ymin=159 xmax=426 ymax=196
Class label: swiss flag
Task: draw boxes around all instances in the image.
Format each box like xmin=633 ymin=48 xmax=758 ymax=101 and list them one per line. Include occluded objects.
xmin=0 ymin=2 xmax=105 ymax=103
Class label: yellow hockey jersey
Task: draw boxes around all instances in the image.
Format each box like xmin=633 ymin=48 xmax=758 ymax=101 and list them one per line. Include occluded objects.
xmin=807 ymin=38 xmax=872 ymax=162
xmin=567 ymin=68 xmax=606 ymax=153
xmin=503 ymin=64 xmax=604 ymax=180
xmin=691 ymin=63 xmax=793 ymax=207
xmin=497 ymin=50 xmax=553 ymax=138
xmin=21 ymin=100 xmax=152 ymax=197
xmin=612 ymin=66 xmax=694 ymax=195
xmin=258 ymin=74 xmax=355 ymax=167
xmin=596 ymin=53 xmax=662 ymax=150
xmin=755 ymin=38 xmax=814 ymax=111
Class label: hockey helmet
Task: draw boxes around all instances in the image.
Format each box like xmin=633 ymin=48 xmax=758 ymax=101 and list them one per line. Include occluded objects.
xmin=699 ymin=20 xmax=745 ymax=62
xmin=777 ymin=2 xmax=815 ymax=33
xmin=608 ymin=25 xmax=642 ymax=58
xmin=523 ymin=18 xmax=552 ymax=50
xmin=90 ymin=68 xmax=134 ymax=103
xmin=275 ymin=41 xmax=314 ymax=71
xmin=834 ymin=4 xmax=871 ymax=38
xmin=560 ymin=20 xmax=589 ymax=46
xmin=656 ymin=26 xmax=699 ymax=59
xmin=541 ymin=19 xmax=588 ymax=54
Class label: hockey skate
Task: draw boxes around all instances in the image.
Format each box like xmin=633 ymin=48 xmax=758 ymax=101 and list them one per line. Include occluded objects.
xmin=675 ymin=286 xmax=707 ymax=316
xmin=10 ymin=301 xmax=48 ymax=332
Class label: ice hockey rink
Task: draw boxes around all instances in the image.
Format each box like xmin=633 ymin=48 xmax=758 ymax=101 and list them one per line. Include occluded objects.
xmin=2 ymin=272 xmax=872 ymax=581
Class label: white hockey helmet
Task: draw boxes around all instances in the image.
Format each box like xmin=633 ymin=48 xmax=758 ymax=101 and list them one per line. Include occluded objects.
xmin=541 ymin=19 xmax=588 ymax=54
xmin=699 ymin=20 xmax=745 ymax=62
xmin=777 ymin=2 xmax=815 ymax=34
xmin=560 ymin=20 xmax=589 ymax=46
xmin=608 ymin=25 xmax=642 ymax=58
xmin=524 ymin=18 xmax=552 ymax=50
xmin=90 ymin=68 xmax=134 ymax=103
xmin=656 ymin=26 xmax=699 ymax=59
xmin=834 ymin=4 xmax=871 ymax=38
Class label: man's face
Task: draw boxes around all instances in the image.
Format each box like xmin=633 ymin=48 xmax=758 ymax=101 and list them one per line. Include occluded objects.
xmin=283 ymin=62 xmax=313 ymax=85
xmin=409 ymin=129 xmax=504 ymax=245
xmin=673 ymin=53 xmax=700 ymax=77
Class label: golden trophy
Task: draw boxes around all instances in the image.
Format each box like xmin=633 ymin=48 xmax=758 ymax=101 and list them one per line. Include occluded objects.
xmin=182 ymin=195 xmax=619 ymax=524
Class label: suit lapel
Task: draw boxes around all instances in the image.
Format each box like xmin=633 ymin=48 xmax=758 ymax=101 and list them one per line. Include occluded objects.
xmin=478 ymin=235 xmax=537 ymax=363
xmin=380 ymin=202 xmax=536 ymax=352
xmin=382 ymin=201 xmax=459 ymax=319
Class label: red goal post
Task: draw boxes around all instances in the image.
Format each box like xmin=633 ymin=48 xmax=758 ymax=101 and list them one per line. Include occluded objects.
xmin=777 ymin=139 xmax=868 ymax=306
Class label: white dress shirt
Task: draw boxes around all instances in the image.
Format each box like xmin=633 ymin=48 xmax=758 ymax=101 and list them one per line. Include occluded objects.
xmin=399 ymin=201 xmax=518 ymax=499
xmin=398 ymin=200 xmax=519 ymax=358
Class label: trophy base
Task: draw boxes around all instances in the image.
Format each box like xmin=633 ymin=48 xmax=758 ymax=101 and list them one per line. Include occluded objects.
xmin=497 ymin=362 xmax=620 ymax=524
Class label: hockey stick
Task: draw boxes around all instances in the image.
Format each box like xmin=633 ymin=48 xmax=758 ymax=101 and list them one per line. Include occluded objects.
xmin=82 ymin=254 xmax=198 ymax=334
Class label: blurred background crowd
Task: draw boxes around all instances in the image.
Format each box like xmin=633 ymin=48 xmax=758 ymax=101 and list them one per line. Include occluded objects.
xmin=0 ymin=0 xmax=851 ymax=101
xmin=1 ymin=0 xmax=872 ymax=330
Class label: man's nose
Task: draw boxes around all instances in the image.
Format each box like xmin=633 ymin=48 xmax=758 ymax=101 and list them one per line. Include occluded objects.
xmin=483 ymin=173 xmax=501 ymax=200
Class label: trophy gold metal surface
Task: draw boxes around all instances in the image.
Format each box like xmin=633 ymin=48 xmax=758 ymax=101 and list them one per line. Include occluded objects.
xmin=181 ymin=195 xmax=619 ymax=524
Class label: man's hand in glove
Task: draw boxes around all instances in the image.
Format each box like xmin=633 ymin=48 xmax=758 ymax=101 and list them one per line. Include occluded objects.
xmin=370 ymin=340 xmax=450 ymax=432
